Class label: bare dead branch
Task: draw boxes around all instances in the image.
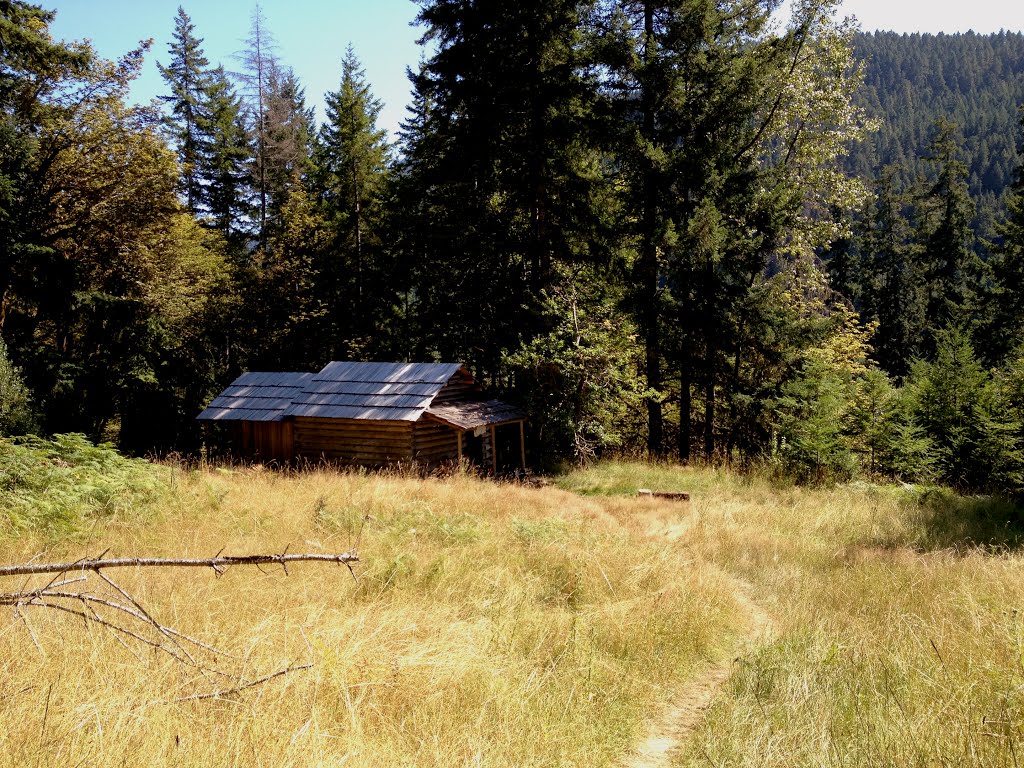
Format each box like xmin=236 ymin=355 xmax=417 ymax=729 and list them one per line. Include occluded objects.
xmin=28 ymin=600 xmax=187 ymax=661
xmin=0 ymin=551 xmax=359 ymax=579
xmin=93 ymin=569 xmax=198 ymax=666
xmin=0 ymin=549 xmax=358 ymax=701
xmin=171 ymin=663 xmax=313 ymax=703
xmin=0 ymin=589 xmax=231 ymax=657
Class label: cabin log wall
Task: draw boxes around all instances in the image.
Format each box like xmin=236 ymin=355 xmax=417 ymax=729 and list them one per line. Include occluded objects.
xmin=293 ymin=417 xmax=413 ymax=465
xmin=432 ymin=369 xmax=480 ymax=404
xmin=412 ymin=420 xmax=459 ymax=465
xmin=231 ymin=421 xmax=293 ymax=463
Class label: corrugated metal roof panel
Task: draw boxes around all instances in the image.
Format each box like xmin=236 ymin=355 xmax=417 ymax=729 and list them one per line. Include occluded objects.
xmin=287 ymin=403 xmax=422 ymax=421
xmin=197 ymin=371 xmax=314 ymax=422
xmin=199 ymin=363 xmax=481 ymax=424
xmin=298 ymin=393 xmax=435 ymax=409
xmin=209 ymin=396 xmax=296 ymax=411
xmin=223 ymin=384 xmax=309 ymax=398
xmin=315 ymin=361 xmax=461 ymax=385
xmin=302 ymin=380 xmax=443 ymax=397
xmin=280 ymin=361 xmax=466 ymax=421
xmin=234 ymin=371 xmax=314 ymax=387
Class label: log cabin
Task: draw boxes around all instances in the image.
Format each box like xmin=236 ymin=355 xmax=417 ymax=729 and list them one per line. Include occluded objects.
xmin=197 ymin=362 xmax=526 ymax=471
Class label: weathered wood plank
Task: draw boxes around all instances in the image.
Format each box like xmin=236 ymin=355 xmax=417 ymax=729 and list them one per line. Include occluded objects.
xmin=637 ymin=489 xmax=691 ymax=501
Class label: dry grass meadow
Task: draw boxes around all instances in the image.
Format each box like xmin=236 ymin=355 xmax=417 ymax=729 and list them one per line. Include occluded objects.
xmin=2 ymin=458 xmax=1024 ymax=766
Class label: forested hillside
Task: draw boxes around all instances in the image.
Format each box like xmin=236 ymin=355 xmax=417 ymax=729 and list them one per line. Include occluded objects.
xmin=4 ymin=2 xmax=1024 ymax=494
xmin=847 ymin=31 xmax=1024 ymax=213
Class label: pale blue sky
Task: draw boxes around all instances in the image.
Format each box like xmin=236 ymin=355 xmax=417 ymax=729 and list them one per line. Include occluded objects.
xmin=47 ymin=1 xmax=1024 ymax=139
xmin=49 ymin=0 xmax=425 ymax=138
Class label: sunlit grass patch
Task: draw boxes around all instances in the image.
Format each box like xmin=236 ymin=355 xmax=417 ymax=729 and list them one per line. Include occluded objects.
xmin=0 ymin=464 xmax=740 ymax=767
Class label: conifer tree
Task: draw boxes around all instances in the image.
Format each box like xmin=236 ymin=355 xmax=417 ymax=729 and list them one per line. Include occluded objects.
xmin=986 ymin=107 xmax=1024 ymax=361
xmin=602 ymin=0 xmax=865 ymax=458
xmin=862 ymin=170 xmax=926 ymax=377
xmin=317 ymin=46 xmax=392 ymax=357
xmin=262 ymin=65 xmax=313 ymax=241
xmin=234 ymin=5 xmax=278 ymax=249
xmin=917 ymin=118 xmax=980 ymax=338
xmin=158 ymin=7 xmax=210 ymax=212
xmin=908 ymin=327 xmax=1023 ymax=491
xmin=408 ymin=0 xmax=608 ymax=380
xmin=199 ymin=66 xmax=250 ymax=246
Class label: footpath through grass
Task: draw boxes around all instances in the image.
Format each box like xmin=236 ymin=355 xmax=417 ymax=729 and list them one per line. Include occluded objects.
xmin=2 ymin=454 xmax=1023 ymax=766
xmin=561 ymin=462 xmax=1024 ymax=767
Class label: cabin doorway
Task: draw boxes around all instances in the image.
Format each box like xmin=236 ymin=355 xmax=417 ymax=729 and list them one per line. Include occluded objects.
xmin=461 ymin=428 xmax=486 ymax=466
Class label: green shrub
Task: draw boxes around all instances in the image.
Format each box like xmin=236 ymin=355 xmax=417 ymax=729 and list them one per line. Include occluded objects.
xmin=0 ymin=337 xmax=35 ymax=436
xmin=906 ymin=328 xmax=1024 ymax=492
xmin=0 ymin=433 xmax=167 ymax=535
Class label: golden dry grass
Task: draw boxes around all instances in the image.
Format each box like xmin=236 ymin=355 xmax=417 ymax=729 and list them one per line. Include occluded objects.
xmin=5 ymin=460 xmax=1024 ymax=766
xmin=557 ymin=461 xmax=1024 ymax=767
xmin=0 ymin=465 xmax=742 ymax=767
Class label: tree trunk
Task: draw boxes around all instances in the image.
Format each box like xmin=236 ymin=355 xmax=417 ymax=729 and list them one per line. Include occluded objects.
xmin=642 ymin=2 xmax=663 ymax=456
xmin=679 ymin=340 xmax=692 ymax=462
xmin=704 ymin=337 xmax=715 ymax=459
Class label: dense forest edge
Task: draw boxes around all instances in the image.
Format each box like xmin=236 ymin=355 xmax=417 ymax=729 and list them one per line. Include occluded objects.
xmin=3 ymin=2 xmax=1024 ymax=495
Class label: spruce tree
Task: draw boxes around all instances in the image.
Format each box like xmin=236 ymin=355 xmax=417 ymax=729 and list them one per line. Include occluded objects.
xmin=317 ymin=46 xmax=391 ymax=357
xmin=158 ymin=7 xmax=210 ymax=213
xmin=234 ymin=6 xmax=278 ymax=250
xmin=199 ymin=66 xmax=250 ymax=247
xmin=409 ymin=0 xmax=608 ymax=381
xmin=986 ymin=107 xmax=1024 ymax=361
xmin=862 ymin=170 xmax=926 ymax=378
xmin=917 ymin=118 xmax=980 ymax=339
xmin=601 ymin=0 xmax=856 ymax=458
xmin=262 ymin=65 xmax=313 ymax=241
xmin=908 ymin=327 xmax=1023 ymax=491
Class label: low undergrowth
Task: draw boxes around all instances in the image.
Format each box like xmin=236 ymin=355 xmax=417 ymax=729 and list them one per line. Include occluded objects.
xmin=0 ymin=433 xmax=168 ymax=535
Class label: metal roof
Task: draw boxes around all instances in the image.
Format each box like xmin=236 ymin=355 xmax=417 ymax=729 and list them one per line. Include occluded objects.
xmin=316 ymin=361 xmax=462 ymax=385
xmin=196 ymin=372 xmax=314 ymax=422
xmin=199 ymin=362 xmax=475 ymax=423
xmin=281 ymin=362 xmax=465 ymax=421
xmin=426 ymin=400 xmax=527 ymax=430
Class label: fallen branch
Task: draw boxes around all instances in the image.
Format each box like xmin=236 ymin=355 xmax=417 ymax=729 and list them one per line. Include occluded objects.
xmin=0 ymin=551 xmax=359 ymax=578
xmin=1 ymin=548 xmax=361 ymax=701
xmin=172 ymin=663 xmax=314 ymax=703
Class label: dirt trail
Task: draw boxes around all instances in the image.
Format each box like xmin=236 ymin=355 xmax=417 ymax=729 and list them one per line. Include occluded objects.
xmin=621 ymin=505 xmax=773 ymax=768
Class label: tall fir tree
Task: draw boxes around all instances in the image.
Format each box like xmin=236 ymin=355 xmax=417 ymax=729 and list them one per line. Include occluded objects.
xmin=234 ymin=5 xmax=278 ymax=249
xmin=157 ymin=6 xmax=210 ymax=213
xmin=198 ymin=66 xmax=250 ymax=247
xmin=407 ymin=0 xmax=608 ymax=382
xmin=317 ymin=45 xmax=392 ymax=357
xmin=985 ymin=107 xmax=1024 ymax=361
xmin=917 ymin=118 xmax=980 ymax=339
xmin=601 ymin=0 xmax=862 ymax=458
xmin=862 ymin=170 xmax=926 ymax=378
xmin=262 ymin=65 xmax=313 ymax=243
xmin=388 ymin=62 xmax=441 ymax=360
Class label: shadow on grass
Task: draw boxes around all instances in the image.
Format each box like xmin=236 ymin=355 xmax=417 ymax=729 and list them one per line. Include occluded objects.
xmin=899 ymin=488 xmax=1024 ymax=552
